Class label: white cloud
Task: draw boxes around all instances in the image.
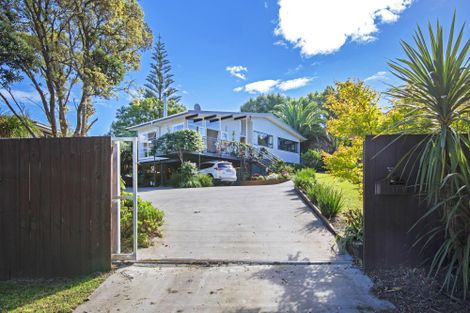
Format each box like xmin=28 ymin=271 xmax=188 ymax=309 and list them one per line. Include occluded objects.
xmin=278 ymin=77 xmax=313 ymax=91
xmin=286 ymin=64 xmax=303 ymax=74
xmin=275 ymin=0 xmax=413 ymax=56
xmin=244 ymin=80 xmax=280 ymax=94
xmin=0 ymin=89 xmax=42 ymax=103
xmin=273 ymin=40 xmax=288 ymax=48
xmin=234 ymin=76 xmax=313 ymax=94
xmin=365 ymin=71 xmax=388 ymax=82
xmin=226 ymin=65 xmax=248 ymax=80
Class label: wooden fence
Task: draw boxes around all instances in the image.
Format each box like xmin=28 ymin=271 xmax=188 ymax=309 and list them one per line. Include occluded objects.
xmin=363 ymin=135 xmax=442 ymax=270
xmin=0 ymin=137 xmax=112 ymax=279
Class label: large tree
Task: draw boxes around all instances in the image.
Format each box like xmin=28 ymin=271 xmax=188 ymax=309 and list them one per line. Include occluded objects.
xmin=0 ymin=4 xmax=37 ymax=136
xmin=322 ymin=80 xmax=386 ymax=186
xmin=110 ymin=97 xmax=186 ymax=137
xmin=144 ymin=34 xmax=180 ymax=102
xmin=0 ymin=0 xmax=152 ymax=137
xmin=240 ymin=93 xmax=288 ymax=113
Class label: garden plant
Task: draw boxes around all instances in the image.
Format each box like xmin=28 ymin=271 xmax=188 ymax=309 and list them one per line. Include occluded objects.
xmin=387 ymin=14 xmax=470 ymax=298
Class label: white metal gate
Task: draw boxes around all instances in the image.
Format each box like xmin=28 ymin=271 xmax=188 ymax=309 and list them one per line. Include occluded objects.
xmin=111 ymin=137 xmax=138 ymax=261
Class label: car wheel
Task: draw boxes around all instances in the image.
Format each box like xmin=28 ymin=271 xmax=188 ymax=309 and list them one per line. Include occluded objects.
xmin=207 ymin=174 xmax=215 ymax=184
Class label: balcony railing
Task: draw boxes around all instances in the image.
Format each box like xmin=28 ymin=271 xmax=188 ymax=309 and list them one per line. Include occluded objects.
xmin=143 ymin=136 xmax=282 ymax=169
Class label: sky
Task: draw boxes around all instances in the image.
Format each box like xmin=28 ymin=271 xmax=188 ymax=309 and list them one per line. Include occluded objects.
xmin=6 ymin=0 xmax=470 ymax=135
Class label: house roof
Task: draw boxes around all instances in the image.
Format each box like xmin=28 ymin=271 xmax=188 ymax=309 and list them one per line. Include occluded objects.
xmin=128 ymin=110 xmax=307 ymax=141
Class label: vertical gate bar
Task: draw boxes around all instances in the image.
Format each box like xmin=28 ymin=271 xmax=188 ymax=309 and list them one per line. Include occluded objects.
xmin=132 ymin=137 xmax=138 ymax=259
xmin=116 ymin=141 xmax=121 ymax=254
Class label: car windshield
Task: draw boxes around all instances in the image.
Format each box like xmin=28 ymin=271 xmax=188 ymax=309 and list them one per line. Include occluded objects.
xmin=217 ymin=163 xmax=232 ymax=169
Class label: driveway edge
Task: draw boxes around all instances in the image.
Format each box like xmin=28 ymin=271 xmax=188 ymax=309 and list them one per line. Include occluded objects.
xmin=294 ymin=186 xmax=338 ymax=237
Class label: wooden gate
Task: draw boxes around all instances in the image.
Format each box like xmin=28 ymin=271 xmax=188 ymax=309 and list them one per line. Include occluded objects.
xmin=0 ymin=137 xmax=112 ymax=279
xmin=363 ymin=135 xmax=441 ymax=270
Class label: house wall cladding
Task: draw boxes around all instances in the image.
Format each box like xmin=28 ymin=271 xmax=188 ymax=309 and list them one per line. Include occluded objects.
xmin=363 ymin=135 xmax=449 ymax=271
xmin=0 ymin=137 xmax=112 ymax=279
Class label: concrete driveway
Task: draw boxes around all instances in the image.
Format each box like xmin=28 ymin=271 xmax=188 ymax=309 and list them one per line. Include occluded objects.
xmin=138 ymin=181 xmax=348 ymax=262
xmin=76 ymin=181 xmax=392 ymax=313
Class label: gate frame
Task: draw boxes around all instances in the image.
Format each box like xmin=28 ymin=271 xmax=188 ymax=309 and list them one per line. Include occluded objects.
xmin=111 ymin=137 xmax=138 ymax=261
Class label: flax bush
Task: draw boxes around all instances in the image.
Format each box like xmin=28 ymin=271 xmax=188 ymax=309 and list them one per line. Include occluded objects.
xmin=293 ymin=168 xmax=317 ymax=190
xmin=387 ymin=14 xmax=470 ymax=298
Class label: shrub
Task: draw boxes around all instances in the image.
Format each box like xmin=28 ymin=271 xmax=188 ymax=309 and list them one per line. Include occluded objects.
xmin=301 ymin=149 xmax=324 ymax=170
xmin=170 ymin=162 xmax=214 ymax=188
xmin=307 ymin=182 xmax=343 ymax=219
xmin=293 ymin=168 xmax=317 ymax=190
xmin=305 ymin=183 xmax=321 ymax=204
xmin=322 ymin=138 xmax=363 ymax=186
xmin=178 ymin=176 xmax=202 ymax=188
xmin=169 ymin=161 xmax=197 ymax=187
xmin=269 ymin=160 xmax=294 ymax=177
xmin=339 ymin=208 xmax=363 ymax=251
xmin=195 ymin=173 xmax=213 ymax=187
xmin=121 ymin=192 xmax=164 ymax=251
xmin=266 ymin=173 xmax=282 ymax=180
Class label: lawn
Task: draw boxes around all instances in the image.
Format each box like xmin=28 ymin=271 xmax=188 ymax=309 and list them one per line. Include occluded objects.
xmin=0 ymin=272 xmax=109 ymax=313
xmin=316 ymin=173 xmax=362 ymax=212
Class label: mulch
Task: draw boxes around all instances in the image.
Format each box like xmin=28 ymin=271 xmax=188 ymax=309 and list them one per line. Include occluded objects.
xmin=369 ymin=267 xmax=470 ymax=313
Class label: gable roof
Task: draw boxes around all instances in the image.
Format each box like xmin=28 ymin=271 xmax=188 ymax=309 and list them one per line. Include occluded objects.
xmin=128 ymin=110 xmax=307 ymax=141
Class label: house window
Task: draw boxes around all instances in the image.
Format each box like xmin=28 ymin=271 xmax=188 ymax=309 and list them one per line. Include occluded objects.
xmin=147 ymin=131 xmax=156 ymax=141
xmin=278 ymin=137 xmax=298 ymax=153
xmin=172 ymin=123 xmax=184 ymax=132
xmin=255 ymin=131 xmax=273 ymax=148
xmin=143 ymin=131 xmax=157 ymax=157
xmin=221 ymin=131 xmax=228 ymax=141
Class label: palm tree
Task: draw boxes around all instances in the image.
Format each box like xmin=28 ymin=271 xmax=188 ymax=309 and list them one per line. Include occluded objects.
xmin=274 ymin=98 xmax=327 ymax=140
xmin=388 ymin=13 xmax=470 ymax=298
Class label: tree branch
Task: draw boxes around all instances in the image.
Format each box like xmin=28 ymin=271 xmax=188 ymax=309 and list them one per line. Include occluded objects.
xmin=0 ymin=91 xmax=37 ymax=138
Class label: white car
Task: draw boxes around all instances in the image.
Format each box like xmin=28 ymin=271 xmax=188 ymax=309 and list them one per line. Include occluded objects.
xmin=198 ymin=161 xmax=237 ymax=183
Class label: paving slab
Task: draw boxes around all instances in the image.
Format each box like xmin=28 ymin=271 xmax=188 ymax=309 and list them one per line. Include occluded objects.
xmin=138 ymin=181 xmax=349 ymax=263
xmin=75 ymin=264 xmax=393 ymax=313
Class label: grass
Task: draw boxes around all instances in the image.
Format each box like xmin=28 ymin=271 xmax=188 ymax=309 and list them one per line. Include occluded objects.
xmin=0 ymin=272 xmax=109 ymax=313
xmin=316 ymin=173 xmax=362 ymax=212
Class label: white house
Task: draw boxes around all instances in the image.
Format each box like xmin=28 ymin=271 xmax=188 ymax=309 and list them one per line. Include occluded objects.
xmin=128 ymin=108 xmax=306 ymax=165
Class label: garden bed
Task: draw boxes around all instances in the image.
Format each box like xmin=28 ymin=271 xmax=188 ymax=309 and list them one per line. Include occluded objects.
xmin=239 ymin=178 xmax=289 ymax=186
xmin=293 ymin=169 xmax=364 ymax=263
xmin=370 ymin=267 xmax=470 ymax=313
xmin=295 ymin=186 xmax=337 ymax=236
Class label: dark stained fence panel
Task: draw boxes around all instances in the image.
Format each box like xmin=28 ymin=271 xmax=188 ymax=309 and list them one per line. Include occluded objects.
xmin=363 ymin=135 xmax=442 ymax=271
xmin=0 ymin=137 xmax=112 ymax=279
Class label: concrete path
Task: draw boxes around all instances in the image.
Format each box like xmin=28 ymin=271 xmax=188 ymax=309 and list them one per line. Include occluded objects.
xmin=76 ymin=182 xmax=392 ymax=312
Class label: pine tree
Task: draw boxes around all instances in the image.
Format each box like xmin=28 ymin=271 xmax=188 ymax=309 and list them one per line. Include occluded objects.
xmin=145 ymin=34 xmax=181 ymax=102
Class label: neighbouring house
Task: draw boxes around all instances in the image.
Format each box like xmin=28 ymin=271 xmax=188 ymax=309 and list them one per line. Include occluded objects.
xmin=128 ymin=106 xmax=306 ymax=185
xmin=32 ymin=121 xmax=53 ymax=137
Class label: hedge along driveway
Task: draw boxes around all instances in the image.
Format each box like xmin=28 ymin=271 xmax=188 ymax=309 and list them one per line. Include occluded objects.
xmin=137 ymin=181 xmax=348 ymax=262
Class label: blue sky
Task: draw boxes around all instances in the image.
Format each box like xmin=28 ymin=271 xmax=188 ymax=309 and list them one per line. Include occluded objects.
xmin=8 ymin=0 xmax=470 ymax=135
